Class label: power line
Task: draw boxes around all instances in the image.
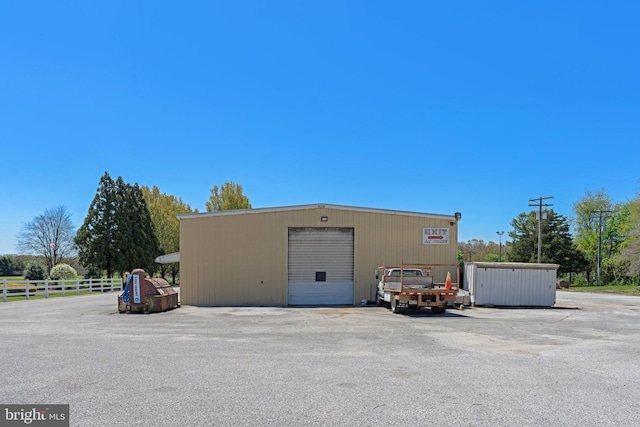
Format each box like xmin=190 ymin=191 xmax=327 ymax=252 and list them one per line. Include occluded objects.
xmin=529 ymin=196 xmax=554 ymax=263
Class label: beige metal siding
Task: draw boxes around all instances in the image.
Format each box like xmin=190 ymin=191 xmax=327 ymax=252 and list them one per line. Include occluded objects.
xmin=179 ymin=206 xmax=459 ymax=306
xmin=179 ymin=211 xmax=288 ymax=306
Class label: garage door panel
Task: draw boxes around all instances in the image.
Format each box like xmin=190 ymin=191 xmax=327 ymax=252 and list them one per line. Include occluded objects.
xmin=288 ymin=281 xmax=354 ymax=305
xmin=288 ymin=228 xmax=354 ymax=305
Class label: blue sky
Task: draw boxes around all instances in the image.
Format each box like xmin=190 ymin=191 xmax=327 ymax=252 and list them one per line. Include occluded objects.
xmin=1 ymin=1 xmax=639 ymax=255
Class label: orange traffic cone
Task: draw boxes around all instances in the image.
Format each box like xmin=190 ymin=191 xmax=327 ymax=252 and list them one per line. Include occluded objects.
xmin=445 ymin=272 xmax=452 ymax=290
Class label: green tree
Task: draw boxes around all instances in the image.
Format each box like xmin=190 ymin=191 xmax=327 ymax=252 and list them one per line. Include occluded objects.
xmin=75 ymin=172 xmax=161 ymax=278
xmin=485 ymin=253 xmax=500 ymax=262
xmin=571 ymin=189 xmax=638 ymax=284
xmin=598 ymin=204 xmax=634 ymax=284
xmin=615 ymin=195 xmax=640 ymax=284
xmin=458 ymin=239 xmax=485 ymax=262
xmin=113 ymin=177 xmax=160 ymax=277
xmin=75 ymin=173 xmax=119 ymax=278
xmin=142 ymin=185 xmax=193 ymax=283
xmin=509 ymin=209 xmax=588 ymax=276
xmin=458 ymin=239 xmax=504 ymax=262
xmin=572 ymin=190 xmax=614 ymax=282
xmin=573 ymin=190 xmax=613 ymax=242
xmin=206 ymin=181 xmax=252 ymax=212
xmin=16 ymin=206 xmax=77 ymax=271
xmin=24 ymin=261 xmax=46 ymax=280
xmin=0 ymin=256 xmax=14 ymax=276
xmin=12 ymin=256 xmax=28 ymax=274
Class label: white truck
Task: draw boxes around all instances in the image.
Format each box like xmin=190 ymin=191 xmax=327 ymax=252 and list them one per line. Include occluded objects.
xmin=376 ymin=264 xmax=458 ymax=314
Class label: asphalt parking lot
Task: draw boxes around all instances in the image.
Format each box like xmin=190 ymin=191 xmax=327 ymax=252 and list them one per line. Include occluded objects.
xmin=1 ymin=291 xmax=639 ymax=427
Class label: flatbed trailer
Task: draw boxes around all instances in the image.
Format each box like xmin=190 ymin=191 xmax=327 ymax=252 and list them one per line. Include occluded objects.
xmin=376 ymin=263 xmax=459 ymax=314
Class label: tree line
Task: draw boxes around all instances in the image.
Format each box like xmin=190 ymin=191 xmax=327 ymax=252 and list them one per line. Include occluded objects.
xmin=5 ymin=173 xmax=639 ymax=286
xmin=4 ymin=172 xmax=251 ymax=281
xmin=458 ymin=190 xmax=640 ymax=285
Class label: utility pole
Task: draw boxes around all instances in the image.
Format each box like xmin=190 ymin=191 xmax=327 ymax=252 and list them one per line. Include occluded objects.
xmin=529 ymin=196 xmax=554 ymax=263
xmin=590 ymin=210 xmax=612 ymax=286
xmin=496 ymin=231 xmax=504 ymax=262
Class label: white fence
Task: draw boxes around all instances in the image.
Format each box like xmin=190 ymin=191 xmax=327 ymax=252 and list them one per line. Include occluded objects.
xmin=2 ymin=278 xmax=123 ymax=302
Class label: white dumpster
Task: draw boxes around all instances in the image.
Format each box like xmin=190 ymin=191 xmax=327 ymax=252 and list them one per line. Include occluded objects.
xmin=464 ymin=262 xmax=559 ymax=307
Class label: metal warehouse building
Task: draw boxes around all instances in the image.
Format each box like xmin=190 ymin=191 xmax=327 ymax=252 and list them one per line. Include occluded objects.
xmin=178 ymin=204 xmax=461 ymax=307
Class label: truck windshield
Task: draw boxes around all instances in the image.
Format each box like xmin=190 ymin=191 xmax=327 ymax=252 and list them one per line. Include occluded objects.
xmin=389 ymin=270 xmax=422 ymax=277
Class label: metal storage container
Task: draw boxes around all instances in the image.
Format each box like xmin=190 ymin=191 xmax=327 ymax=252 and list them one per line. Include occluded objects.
xmin=118 ymin=269 xmax=180 ymax=313
xmin=464 ymin=262 xmax=559 ymax=307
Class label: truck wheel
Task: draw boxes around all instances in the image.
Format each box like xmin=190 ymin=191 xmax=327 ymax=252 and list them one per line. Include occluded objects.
xmin=376 ymin=297 xmax=383 ymax=307
xmin=431 ymin=306 xmax=446 ymax=314
xmin=391 ymin=297 xmax=405 ymax=314
xmin=390 ymin=296 xmax=399 ymax=313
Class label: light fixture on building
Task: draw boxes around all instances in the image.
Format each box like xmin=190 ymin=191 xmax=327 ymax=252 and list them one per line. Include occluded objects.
xmin=321 ymin=216 xmax=328 ymax=222
xmin=454 ymin=212 xmax=462 ymax=220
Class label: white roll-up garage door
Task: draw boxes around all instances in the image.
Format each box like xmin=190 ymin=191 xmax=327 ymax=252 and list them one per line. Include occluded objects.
xmin=288 ymin=228 xmax=354 ymax=305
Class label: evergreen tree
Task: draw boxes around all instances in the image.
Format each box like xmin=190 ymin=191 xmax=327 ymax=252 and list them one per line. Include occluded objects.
xmin=75 ymin=172 xmax=160 ymax=278
xmin=509 ymin=209 xmax=588 ymax=276
xmin=113 ymin=179 xmax=160 ymax=277
xmin=75 ymin=172 xmax=119 ymax=278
